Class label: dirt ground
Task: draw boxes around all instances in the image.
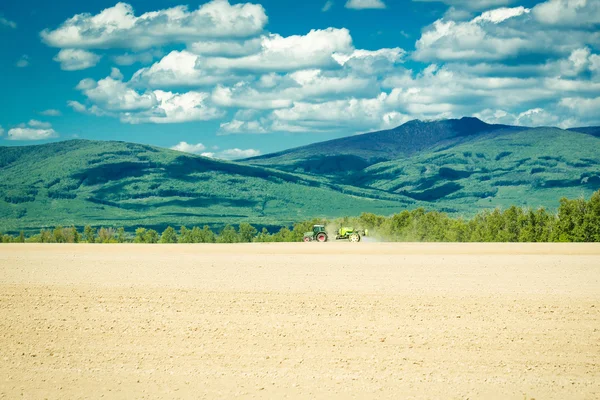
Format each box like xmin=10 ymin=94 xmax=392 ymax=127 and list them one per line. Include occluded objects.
xmin=0 ymin=243 xmax=599 ymax=399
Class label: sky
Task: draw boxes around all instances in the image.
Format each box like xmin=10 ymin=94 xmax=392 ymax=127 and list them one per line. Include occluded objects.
xmin=0 ymin=0 xmax=598 ymax=159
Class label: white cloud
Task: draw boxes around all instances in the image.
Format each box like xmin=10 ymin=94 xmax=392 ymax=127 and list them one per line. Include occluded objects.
xmin=187 ymin=38 xmax=262 ymax=57
xmin=559 ymin=96 xmax=600 ymax=120
xmin=218 ymin=148 xmax=260 ymax=159
xmin=120 ymin=90 xmax=224 ymax=124
xmin=110 ymin=67 xmax=124 ymax=80
xmin=113 ymin=50 xmax=162 ymax=66
xmin=0 ymin=16 xmax=17 ymax=29
xmin=414 ymin=7 xmax=533 ymax=62
xmin=532 ymin=0 xmax=600 ymax=26
xmin=322 ymin=1 xmax=334 ymax=11
xmin=345 ymin=0 xmax=386 ymax=9
xmin=68 ymin=100 xmax=88 ymax=113
xmin=73 ymin=72 xmax=224 ymax=124
xmin=414 ymin=3 xmax=600 ymax=64
xmin=16 ymin=55 xmax=29 ymax=68
xmin=40 ymin=109 xmax=62 ymax=116
xmin=41 ymin=1 xmax=268 ymax=50
xmin=54 ymin=49 xmax=101 ymax=71
xmin=413 ymin=0 xmax=517 ymax=11
xmin=76 ymin=76 xmax=157 ymax=111
xmin=170 ymin=141 xmax=206 ymax=153
xmin=212 ymin=69 xmax=375 ymax=110
xmin=333 ymin=48 xmax=405 ymax=74
xmin=130 ymin=50 xmax=242 ymax=88
xmin=219 ymin=119 xmax=268 ymax=134
xmin=203 ymin=28 xmax=354 ymax=72
xmin=27 ymin=120 xmax=52 ymax=129
xmin=7 ymin=125 xmax=58 ymax=141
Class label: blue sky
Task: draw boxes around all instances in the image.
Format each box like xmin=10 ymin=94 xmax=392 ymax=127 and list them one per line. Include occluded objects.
xmin=0 ymin=0 xmax=598 ymax=158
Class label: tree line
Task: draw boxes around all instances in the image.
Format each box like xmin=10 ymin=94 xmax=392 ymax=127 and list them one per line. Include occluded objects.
xmin=1 ymin=190 xmax=599 ymax=243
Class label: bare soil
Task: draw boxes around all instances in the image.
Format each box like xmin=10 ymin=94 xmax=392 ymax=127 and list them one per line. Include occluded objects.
xmin=1 ymin=243 xmax=599 ymax=399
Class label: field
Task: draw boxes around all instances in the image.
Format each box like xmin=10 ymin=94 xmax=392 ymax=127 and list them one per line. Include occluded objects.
xmin=1 ymin=243 xmax=599 ymax=399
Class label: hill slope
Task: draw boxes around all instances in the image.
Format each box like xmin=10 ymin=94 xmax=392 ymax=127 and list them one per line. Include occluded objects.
xmin=245 ymin=117 xmax=520 ymax=175
xmin=0 ymin=140 xmax=414 ymax=232
xmin=352 ymin=127 xmax=600 ymax=211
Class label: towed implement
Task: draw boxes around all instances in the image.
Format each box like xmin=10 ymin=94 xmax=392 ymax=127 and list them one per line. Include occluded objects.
xmin=303 ymin=225 xmax=368 ymax=243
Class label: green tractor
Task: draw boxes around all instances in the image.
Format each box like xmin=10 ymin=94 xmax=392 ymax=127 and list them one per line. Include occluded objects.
xmin=303 ymin=225 xmax=368 ymax=243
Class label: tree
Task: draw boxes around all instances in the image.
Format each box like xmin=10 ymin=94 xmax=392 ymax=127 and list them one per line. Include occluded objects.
xmin=134 ymin=228 xmax=147 ymax=243
xmin=72 ymin=227 xmax=81 ymax=243
xmin=17 ymin=231 xmax=25 ymax=243
xmin=97 ymin=227 xmax=117 ymax=243
xmin=238 ymin=223 xmax=257 ymax=243
xmin=53 ymin=226 xmax=65 ymax=243
xmin=84 ymin=225 xmax=96 ymax=243
xmin=117 ymin=227 xmax=126 ymax=243
xmin=586 ymin=190 xmax=600 ymax=242
xmin=144 ymin=229 xmax=159 ymax=244
xmin=217 ymin=225 xmax=239 ymax=243
xmin=160 ymin=226 xmax=178 ymax=243
xmin=179 ymin=226 xmax=192 ymax=243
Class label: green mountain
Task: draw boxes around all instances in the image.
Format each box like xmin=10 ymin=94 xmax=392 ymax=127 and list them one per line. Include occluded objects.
xmin=1 ymin=119 xmax=599 ymax=233
xmin=247 ymin=119 xmax=600 ymax=212
xmin=245 ymin=117 xmax=521 ymax=175
xmin=353 ymin=127 xmax=600 ymax=211
xmin=0 ymin=140 xmax=414 ymax=233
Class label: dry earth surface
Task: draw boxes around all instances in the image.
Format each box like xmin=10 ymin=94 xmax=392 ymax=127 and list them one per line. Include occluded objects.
xmin=0 ymin=243 xmax=599 ymax=399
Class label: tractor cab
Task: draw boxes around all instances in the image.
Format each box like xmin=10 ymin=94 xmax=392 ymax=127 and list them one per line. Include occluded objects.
xmin=303 ymin=225 xmax=328 ymax=242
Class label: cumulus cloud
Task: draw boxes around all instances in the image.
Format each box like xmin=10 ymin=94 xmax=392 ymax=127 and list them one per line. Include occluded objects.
xmin=171 ymin=141 xmax=206 ymax=153
xmin=113 ymin=50 xmax=162 ymax=66
xmin=54 ymin=49 xmax=101 ymax=71
xmin=16 ymin=55 xmax=29 ymax=68
xmin=131 ymin=28 xmax=357 ymax=89
xmin=203 ymin=28 xmax=354 ymax=72
xmin=212 ymin=69 xmax=375 ymax=110
xmin=345 ymin=0 xmax=386 ymax=9
xmin=0 ymin=16 xmax=17 ymax=29
xmin=27 ymin=120 xmax=52 ymax=129
xmin=130 ymin=50 xmax=243 ymax=88
xmin=40 ymin=109 xmax=62 ymax=116
xmin=333 ymin=48 xmax=405 ymax=74
xmin=413 ymin=0 xmax=517 ymax=10
xmin=6 ymin=120 xmax=59 ymax=141
xmin=414 ymin=7 xmax=533 ymax=62
xmin=218 ymin=148 xmax=260 ymax=159
xmin=73 ymin=73 xmax=224 ymax=124
xmin=7 ymin=128 xmax=58 ymax=141
xmin=76 ymin=76 xmax=157 ymax=111
xmin=414 ymin=3 xmax=600 ymax=63
xmin=532 ymin=0 xmax=600 ymax=26
xmin=219 ymin=119 xmax=269 ymax=134
xmin=41 ymin=1 xmax=268 ymax=50
xmin=187 ymin=38 xmax=262 ymax=57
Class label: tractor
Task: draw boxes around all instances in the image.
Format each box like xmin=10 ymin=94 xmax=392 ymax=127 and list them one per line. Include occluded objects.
xmin=303 ymin=225 xmax=368 ymax=243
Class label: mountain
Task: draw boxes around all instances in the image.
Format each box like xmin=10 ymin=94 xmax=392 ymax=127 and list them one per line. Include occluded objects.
xmin=245 ymin=117 xmax=521 ymax=175
xmin=0 ymin=140 xmax=414 ymax=233
xmin=353 ymin=127 xmax=600 ymax=211
xmin=248 ymin=118 xmax=600 ymax=212
xmin=2 ymin=119 xmax=599 ymax=233
xmin=569 ymin=126 xmax=600 ymax=138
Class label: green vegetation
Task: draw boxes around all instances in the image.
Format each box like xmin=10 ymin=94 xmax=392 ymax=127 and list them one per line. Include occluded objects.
xmin=1 ymin=119 xmax=599 ymax=234
xmin=2 ymin=191 xmax=599 ymax=243
xmin=0 ymin=140 xmax=411 ymax=233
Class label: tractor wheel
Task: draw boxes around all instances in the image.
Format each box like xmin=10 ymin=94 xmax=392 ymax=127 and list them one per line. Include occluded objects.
xmin=303 ymin=236 xmax=311 ymax=242
xmin=316 ymin=232 xmax=328 ymax=242
xmin=349 ymin=233 xmax=361 ymax=243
